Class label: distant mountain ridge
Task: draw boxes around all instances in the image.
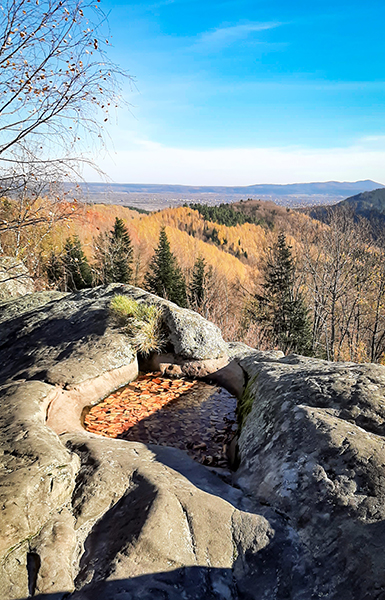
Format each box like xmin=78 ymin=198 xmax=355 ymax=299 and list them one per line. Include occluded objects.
xmin=81 ymin=180 xmax=383 ymax=198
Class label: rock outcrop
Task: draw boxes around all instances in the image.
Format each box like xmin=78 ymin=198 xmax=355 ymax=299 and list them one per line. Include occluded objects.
xmin=236 ymin=353 xmax=385 ymax=600
xmin=0 ymin=257 xmax=34 ymax=302
xmin=1 ymin=285 xmax=385 ymax=599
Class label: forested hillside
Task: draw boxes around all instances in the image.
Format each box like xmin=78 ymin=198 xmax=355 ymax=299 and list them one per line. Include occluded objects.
xmin=3 ymin=195 xmax=385 ymax=365
xmin=302 ymin=188 xmax=385 ymax=233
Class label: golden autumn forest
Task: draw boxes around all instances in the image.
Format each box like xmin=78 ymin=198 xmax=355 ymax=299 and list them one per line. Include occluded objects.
xmin=2 ymin=193 xmax=385 ymax=365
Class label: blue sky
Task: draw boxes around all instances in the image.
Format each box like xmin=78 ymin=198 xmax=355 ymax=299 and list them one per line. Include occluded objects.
xmin=87 ymin=0 xmax=385 ymax=185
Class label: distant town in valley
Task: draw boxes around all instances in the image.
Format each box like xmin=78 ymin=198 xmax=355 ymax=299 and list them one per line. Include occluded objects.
xmin=75 ymin=180 xmax=385 ymax=212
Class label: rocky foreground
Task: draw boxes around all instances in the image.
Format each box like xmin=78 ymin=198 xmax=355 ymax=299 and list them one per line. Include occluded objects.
xmin=1 ymin=285 xmax=385 ymax=599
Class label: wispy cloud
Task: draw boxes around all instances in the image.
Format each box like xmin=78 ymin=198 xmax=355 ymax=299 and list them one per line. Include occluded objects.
xmin=194 ymin=21 xmax=282 ymax=51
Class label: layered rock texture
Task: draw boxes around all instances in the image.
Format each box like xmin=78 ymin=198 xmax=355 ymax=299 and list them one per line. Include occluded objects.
xmin=0 ymin=257 xmax=34 ymax=302
xmin=1 ymin=284 xmax=385 ymax=599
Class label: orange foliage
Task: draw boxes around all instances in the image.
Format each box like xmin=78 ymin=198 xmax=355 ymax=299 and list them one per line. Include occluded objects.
xmin=43 ymin=202 xmax=318 ymax=294
xmin=44 ymin=203 xmax=144 ymax=258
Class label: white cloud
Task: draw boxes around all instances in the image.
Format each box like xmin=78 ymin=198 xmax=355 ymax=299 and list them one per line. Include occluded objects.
xmin=194 ymin=21 xmax=282 ymax=51
xmin=84 ymin=137 xmax=385 ymax=185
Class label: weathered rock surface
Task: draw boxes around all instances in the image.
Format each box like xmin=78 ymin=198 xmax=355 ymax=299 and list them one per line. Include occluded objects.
xmin=236 ymin=353 xmax=385 ymax=599
xmin=0 ymin=286 xmax=136 ymax=386
xmin=0 ymin=257 xmax=34 ymax=302
xmin=116 ymin=285 xmax=229 ymax=360
xmin=141 ymin=352 xmax=245 ymax=397
xmin=0 ymin=381 xmax=79 ymax=599
xmin=2 ymin=286 xmax=385 ymax=599
xmin=0 ymin=284 xmax=228 ymax=386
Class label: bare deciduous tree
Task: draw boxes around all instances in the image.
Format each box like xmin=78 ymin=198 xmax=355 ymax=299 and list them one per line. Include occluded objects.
xmin=0 ymin=0 xmax=128 ymax=276
xmin=300 ymin=207 xmax=385 ymax=362
xmin=0 ymin=0 xmax=126 ymax=166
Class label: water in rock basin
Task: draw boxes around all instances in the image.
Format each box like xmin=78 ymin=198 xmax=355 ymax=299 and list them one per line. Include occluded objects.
xmin=83 ymin=373 xmax=238 ymax=469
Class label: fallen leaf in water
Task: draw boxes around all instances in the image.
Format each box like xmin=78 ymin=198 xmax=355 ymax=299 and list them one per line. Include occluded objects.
xmin=83 ymin=375 xmax=237 ymax=470
xmin=193 ymin=442 xmax=207 ymax=450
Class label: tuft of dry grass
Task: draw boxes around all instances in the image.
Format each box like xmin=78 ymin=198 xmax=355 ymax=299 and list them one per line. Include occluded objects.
xmin=110 ymin=295 xmax=164 ymax=355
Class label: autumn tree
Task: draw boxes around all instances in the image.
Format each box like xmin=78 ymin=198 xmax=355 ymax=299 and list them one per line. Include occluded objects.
xmin=300 ymin=208 xmax=385 ymax=362
xmin=93 ymin=217 xmax=133 ymax=284
xmin=0 ymin=0 xmax=126 ymax=277
xmin=145 ymin=227 xmax=187 ymax=307
xmin=253 ymin=233 xmax=312 ymax=354
xmin=0 ymin=0 xmax=124 ymax=165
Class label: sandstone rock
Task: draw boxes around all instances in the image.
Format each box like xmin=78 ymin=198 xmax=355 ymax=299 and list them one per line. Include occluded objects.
xmin=0 ymin=256 xmax=34 ymax=302
xmin=46 ymin=361 xmax=139 ymax=435
xmin=0 ymin=289 xmax=66 ymax=323
xmin=161 ymin=303 xmax=228 ymax=360
xmin=0 ymin=284 xmax=228 ymax=386
xmin=4 ymin=285 xmax=385 ymax=599
xmin=141 ymin=352 xmax=244 ymax=397
xmin=228 ymin=341 xmax=284 ymax=362
xmin=236 ymin=353 xmax=385 ymax=599
xmin=110 ymin=284 xmax=228 ymax=360
xmin=0 ymin=381 xmax=79 ymax=599
xmin=61 ymin=435 xmax=308 ymax=600
xmin=0 ymin=286 xmax=136 ymax=386
xmin=31 ymin=506 xmax=77 ymax=596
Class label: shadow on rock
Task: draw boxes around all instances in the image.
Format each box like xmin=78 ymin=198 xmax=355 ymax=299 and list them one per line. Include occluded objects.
xmin=19 ymin=566 xmax=237 ymax=600
xmin=0 ymin=304 xmax=109 ymax=384
xmin=75 ymin=471 xmax=157 ymax=590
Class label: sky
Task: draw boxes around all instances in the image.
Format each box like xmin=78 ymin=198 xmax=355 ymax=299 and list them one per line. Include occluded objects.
xmin=85 ymin=0 xmax=385 ymax=185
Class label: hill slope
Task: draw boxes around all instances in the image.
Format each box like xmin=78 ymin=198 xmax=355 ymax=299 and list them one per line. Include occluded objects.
xmin=303 ymin=187 xmax=385 ymax=226
xmin=338 ymin=188 xmax=385 ymax=215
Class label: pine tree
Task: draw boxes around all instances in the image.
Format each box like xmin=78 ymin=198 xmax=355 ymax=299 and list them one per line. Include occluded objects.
xmin=255 ymin=233 xmax=312 ymax=354
xmin=145 ymin=227 xmax=187 ymax=307
xmin=189 ymin=256 xmax=206 ymax=308
xmin=93 ymin=217 xmax=133 ymax=284
xmin=109 ymin=218 xmax=133 ymax=283
xmin=62 ymin=236 xmax=92 ymax=291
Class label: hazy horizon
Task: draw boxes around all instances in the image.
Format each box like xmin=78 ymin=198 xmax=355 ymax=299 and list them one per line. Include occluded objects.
xmin=82 ymin=0 xmax=385 ymax=185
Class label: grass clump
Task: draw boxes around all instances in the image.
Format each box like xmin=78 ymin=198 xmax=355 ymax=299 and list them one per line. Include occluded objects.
xmin=110 ymin=295 xmax=164 ymax=355
xmin=237 ymin=375 xmax=258 ymax=430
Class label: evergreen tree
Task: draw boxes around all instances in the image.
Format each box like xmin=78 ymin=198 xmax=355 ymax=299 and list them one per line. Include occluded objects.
xmin=109 ymin=218 xmax=133 ymax=283
xmin=189 ymin=255 xmax=206 ymax=308
xmin=93 ymin=217 xmax=133 ymax=284
xmin=254 ymin=233 xmax=312 ymax=354
xmin=145 ymin=227 xmax=187 ymax=307
xmin=62 ymin=236 xmax=92 ymax=291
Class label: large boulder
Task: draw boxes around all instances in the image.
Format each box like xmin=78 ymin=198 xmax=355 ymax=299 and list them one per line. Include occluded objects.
xmin=0 ymin=256 xmax=34 ymax=302
xmin=3 ymin=286 xmax=385 ymax=599
xmin=236 ymin=353 xmax=385 ymax=599
xmin=0 ymin=381 xmax=79 ymax=599
xmin=0 ymin=286 xmax=313 ymax=600
xmin=0 ymin=284 xmax=228 ymax=386
xmin=0 ymin=286 xmax=137 ymax=386
xmin=112 ymin=285 xmax=229 ymax=360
